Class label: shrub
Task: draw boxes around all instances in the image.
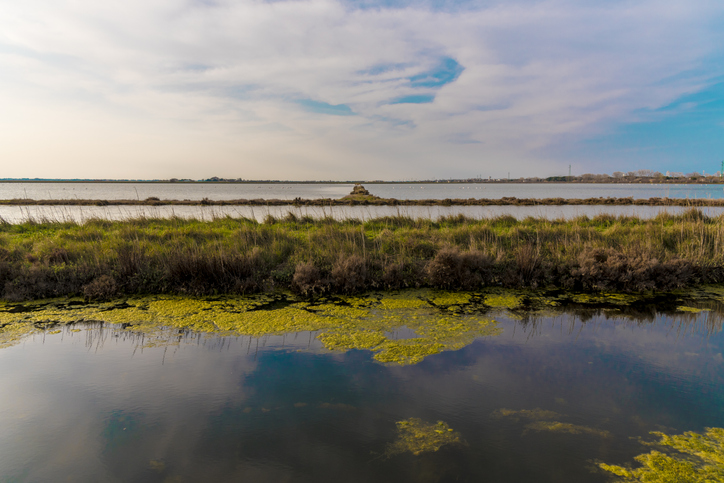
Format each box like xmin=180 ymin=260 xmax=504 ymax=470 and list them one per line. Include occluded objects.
xmin=426 ymin=247 xmax=493 ymax=289
xmin=292 ymin=261 xmax=328 ymax=296
xmin=331 ymin=255 xmax=367 ymax=293
xmin=571 ymin=247 xmax=695 ymax=292
xmin=82 ymin=275 xmax=118 ymax=301
xmin=500 ymin=243 xmax=545 ymax=287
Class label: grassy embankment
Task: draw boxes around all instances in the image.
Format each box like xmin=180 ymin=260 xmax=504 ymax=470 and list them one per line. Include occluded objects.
xmin=1 ymin=209 xmax=724 ymax=301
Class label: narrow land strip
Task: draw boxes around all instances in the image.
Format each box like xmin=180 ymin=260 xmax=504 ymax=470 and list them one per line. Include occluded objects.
xmin=1 ymin=209 xmax=724 ymax=300
xmin=3 ymin=196 xmax=724 ymax=206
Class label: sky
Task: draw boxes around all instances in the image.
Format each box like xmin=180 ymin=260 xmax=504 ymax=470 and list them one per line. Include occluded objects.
xmin=1 ymin=0 xmax=723 ymax=180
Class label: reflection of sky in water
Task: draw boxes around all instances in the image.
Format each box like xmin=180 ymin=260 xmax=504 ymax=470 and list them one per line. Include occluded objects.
xmin=3 ymin=204 xmax=724 ymax=224
xmin=4 ymin=182 xmax=724 ymax=224
xmin=0 ymin=314 xmax=722 ymax=482
xmin=3 ymin=182 xmax=724 ymax=201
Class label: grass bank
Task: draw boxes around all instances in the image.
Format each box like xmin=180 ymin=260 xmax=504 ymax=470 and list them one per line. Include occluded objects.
xmin=1 ymin=209 xmax=724 ymax=301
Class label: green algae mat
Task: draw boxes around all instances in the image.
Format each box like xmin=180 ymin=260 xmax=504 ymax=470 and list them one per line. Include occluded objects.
xmin=0 ymin=290 xmax=502 ymax=364
xmin=3 ymin=287 xmax=724 ymax=363
xmin=2 ymin=285 xmax=724 ymax=482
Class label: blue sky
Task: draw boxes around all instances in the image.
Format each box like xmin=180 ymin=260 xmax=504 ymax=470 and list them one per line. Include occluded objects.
xmin=0 ymin=0 xmax=722 ymax=179
xmin=558 ymin=79 xmax=724 ymax=176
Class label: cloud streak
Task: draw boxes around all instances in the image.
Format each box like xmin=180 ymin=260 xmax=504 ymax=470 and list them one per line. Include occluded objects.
xmin=0 ymin=0 xmax=722 ymax=179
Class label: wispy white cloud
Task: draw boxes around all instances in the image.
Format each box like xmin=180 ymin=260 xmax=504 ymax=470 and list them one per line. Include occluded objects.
xmin=0 ymin=0 xmax=722 ymax=178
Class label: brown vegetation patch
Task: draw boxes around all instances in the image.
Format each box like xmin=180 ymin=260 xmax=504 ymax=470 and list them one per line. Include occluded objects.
xmin=292 ymin=262 xmax=329 ymax=296
xmin=82 ymin=275 xmax=118 ymax=301
xmin=570 ymin=247 xmax=695 ymax=292
xmin=426 ymin=247 xmax=493 ymax=290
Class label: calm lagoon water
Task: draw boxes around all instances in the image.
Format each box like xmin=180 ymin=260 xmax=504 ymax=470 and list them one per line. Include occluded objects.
xmin=3 ymin=204 xmax=724 ymax=224
xmin=2 ymin=182 xmax=724 ymax=201
xmin=1 ymin=305 xmax=722 ymax=482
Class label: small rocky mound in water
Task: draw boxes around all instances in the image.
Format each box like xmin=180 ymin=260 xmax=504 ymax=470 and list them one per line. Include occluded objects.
xmin=341 ymin=184 xmax=380 ymax=202
xmin=350 ymin=184 xmax=370 ymax=196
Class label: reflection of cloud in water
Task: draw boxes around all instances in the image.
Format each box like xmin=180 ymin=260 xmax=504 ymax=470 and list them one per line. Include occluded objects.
xmin=0 ymin=324 xmax=261 ymax=481
xmin=502 ymin=313 xmax=724 ymax=377
xmin=380 ymin=311 xmax=724 ymax=445
xmin=0 ymin=307 xmax=723 ymax=481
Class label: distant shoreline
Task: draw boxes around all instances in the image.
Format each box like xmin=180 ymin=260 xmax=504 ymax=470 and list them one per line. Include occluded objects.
xmin=2 ymin=178 xmax=724 ymax=185
xmin=3 ymin=196 xmax=724 ymax=207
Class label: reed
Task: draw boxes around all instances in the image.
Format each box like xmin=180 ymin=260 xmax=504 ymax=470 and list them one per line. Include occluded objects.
xmin=1 ymin=209 xmax=723 ymax=301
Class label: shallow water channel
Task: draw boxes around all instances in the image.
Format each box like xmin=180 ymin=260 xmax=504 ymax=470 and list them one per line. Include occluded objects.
xmin=4 ymin=203 xmax=724 ymax=224
xmin=1 ymin=290 xmax=723 ymax=482
xmin=3 ymin=182 xmax=724 ymax=201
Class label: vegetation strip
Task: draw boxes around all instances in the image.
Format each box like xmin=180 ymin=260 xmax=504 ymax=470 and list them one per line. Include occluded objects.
xmin=5 ymin=196 xmax=724 ymax=206
xmin=3 ymin=210 xmax=724 ymax=300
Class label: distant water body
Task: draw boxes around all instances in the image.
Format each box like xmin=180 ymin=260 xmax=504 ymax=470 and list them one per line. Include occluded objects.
xmin=3 ymin=204 xmax=724 ymax=224
xmin=3 ymin=182 xmax=724 ymax=223
xmin=2 ymin=182 xmax=724 ymax=201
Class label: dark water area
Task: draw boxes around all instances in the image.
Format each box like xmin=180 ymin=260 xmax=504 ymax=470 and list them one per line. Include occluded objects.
xmin=3 ymin=182 xmax=724 ymax=201
xmin=1 ymin=311 xmax=722 ymax=482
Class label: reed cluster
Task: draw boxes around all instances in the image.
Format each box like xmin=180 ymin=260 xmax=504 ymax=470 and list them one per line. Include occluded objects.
xmin=1 ymin=209 xmax=723 ymax=301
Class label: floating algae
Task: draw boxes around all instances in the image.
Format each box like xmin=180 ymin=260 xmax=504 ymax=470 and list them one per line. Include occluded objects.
xmin=308 ymin=293 xmax=501 ymax=364
xmin=427 ymin=292 xmax=473 ymax=307
xmin=0 ymin=320 xmax=40 ymax=349
xmin=0 ymin=290 xmax=501 ymax=365
xmin=493 ymin=408 xmax=610 ymax=438
xmin=3 ymin=285 xmax=723 ymax=360
xmin=484 ymin=293 xmax=524 ymax=310
xmin=317 ymin=329 xmax=387 ymax=351
xmin=385 ymin=418 xmax=462 ymax=457
xmin=599 ymin=427 xmax=724 ymax=482
xmin=491 ymin=408 xmax=561 ymax=422
xmin=568 ymin=293 xmax=641 ymax=306
xmin=677 ymin=306 xmax=710 ymax=314
xmin=524 ymin=420 xmax=611 ymax=438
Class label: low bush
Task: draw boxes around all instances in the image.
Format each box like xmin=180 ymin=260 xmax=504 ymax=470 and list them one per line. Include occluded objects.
xmin=292 ymin=262 xmax=328 ymax=296
xmin=82 ymin=275 xmax=118 ymax=301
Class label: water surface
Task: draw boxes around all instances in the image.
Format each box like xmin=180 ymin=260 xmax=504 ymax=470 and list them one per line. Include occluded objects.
xmin=2 ymin=182 xmax=724 ymax=201
xmin=3 ymin=203 xmax=724 ymax=224
xmin=1 ymin=299 xmax=722 ymax=482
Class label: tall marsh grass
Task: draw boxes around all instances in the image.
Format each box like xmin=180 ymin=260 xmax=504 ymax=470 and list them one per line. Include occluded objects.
xmin=1 ymin=210 xmax=723 ymax=300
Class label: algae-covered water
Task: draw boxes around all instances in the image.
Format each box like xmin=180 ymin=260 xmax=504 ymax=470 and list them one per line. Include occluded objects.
xmin=1 ymin=290 xmax=723 ymax=482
